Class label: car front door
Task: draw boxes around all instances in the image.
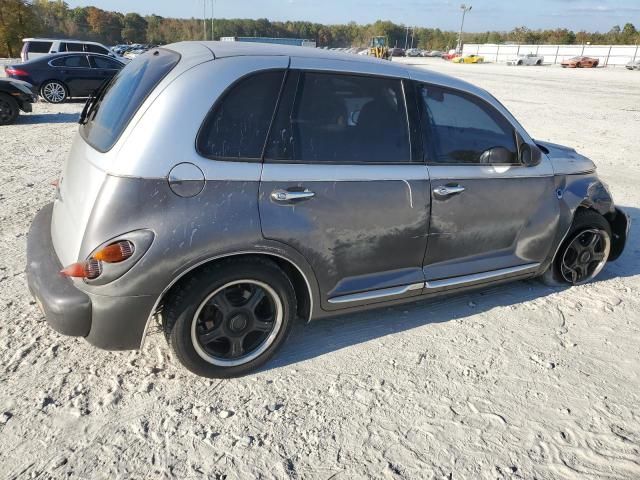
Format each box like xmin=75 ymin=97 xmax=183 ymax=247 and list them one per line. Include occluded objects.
xmin=259 ymin=62 xmax=430 ymax=311
xmin=416 ymin=83 xmax=559 ymax=288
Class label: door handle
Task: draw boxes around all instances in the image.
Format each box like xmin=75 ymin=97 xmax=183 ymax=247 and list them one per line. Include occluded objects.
xmin=271 ymin=189 xmax=315 ymax=202
xmin=433 ymin=185 xmax=465 ymax=197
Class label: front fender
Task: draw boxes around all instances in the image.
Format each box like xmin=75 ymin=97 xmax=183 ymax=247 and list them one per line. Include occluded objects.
xmin=608 ymin=207 xmax=630 ymax=261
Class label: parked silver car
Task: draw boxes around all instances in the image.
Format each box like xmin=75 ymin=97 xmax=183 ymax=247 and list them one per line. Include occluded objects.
xmin=626 ymin=59 xmax=640 ymax=70
xmin=507 ymin=53 xmax=545 ymax=66
xmin=26 ymin=42 xmax=629 ymax=378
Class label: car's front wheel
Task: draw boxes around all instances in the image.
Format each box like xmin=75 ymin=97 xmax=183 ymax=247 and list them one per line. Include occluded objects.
xmin=542 ymin=210 xmax=611 ymax=286
xmin=163 ymin=258 xmax=297 ymax=378
xmin=41 ymin=80 xmax=67 ymax=103
xmin=0 ymin=93 xmax=19 ymax=125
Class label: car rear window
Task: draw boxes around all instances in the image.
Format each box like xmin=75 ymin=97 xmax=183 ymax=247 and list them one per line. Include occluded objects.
xmin=27 ymin=41 xmax=52 ymax=53
xmin=80 ymin=48 xmax=180 ymax=152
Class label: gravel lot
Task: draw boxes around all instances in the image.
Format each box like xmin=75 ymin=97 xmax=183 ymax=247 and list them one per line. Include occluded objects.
xmin=1 ymin=60 xmax=639 ymax=479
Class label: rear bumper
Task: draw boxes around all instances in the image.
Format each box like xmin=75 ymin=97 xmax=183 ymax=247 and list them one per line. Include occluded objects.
xmin=27 ymin=203 xmax=92 ymax=337
xmin=26 ymin=203 xmax=155 ymax=350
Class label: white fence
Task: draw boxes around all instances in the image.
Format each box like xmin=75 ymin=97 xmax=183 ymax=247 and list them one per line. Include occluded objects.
xmin=462 ymin=44 xmax=639 ymax=66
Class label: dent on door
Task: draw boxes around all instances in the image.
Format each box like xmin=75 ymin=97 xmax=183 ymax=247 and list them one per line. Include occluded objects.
xmin=259 ymin=164 xmax=430 ymax=310
xmin=424 ymin=165 xmax=560 ymax=281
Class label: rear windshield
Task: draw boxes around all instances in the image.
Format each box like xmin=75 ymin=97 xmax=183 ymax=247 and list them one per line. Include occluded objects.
xmin=80 ymin=48 xmax=180 ymax=152
xmin=27 ymin=41 xmax=52 ymax=53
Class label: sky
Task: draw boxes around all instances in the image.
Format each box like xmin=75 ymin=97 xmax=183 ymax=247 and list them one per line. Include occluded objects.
xmin=63 ymin=0 xmax=640 ymax=32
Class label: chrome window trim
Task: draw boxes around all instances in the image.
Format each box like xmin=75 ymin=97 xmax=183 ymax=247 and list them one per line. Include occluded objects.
xmin=48 ymin=54 xmax=91 ymax=69
xmin=427 ymin=162 xmax=554 ymax=180
xmin=328 ymin=282 xmax=423 ymax=304
xmin=260 ymin=163 xmax=429 ymax=182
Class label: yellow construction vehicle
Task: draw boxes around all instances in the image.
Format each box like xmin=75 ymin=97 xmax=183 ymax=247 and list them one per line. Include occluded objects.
xmin=369 ymin=36 xmax=390 ymax=60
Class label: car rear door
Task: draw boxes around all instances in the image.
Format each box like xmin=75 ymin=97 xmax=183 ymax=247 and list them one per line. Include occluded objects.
xmin=415 ymin=82 xmax=559 ymax=288
xmin=88 ymin=55 xmax=122 ymax=89
xmin=259 ymin=60 xmax=430 ymax=311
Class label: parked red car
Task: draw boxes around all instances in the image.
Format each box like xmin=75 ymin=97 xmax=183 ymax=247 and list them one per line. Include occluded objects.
xmin=561 ymin=56 xmax=599 ymax=68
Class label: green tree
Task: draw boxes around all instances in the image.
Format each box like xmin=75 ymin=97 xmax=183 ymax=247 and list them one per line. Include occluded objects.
xmin=121 ymin=12 xmax=146 ymax=43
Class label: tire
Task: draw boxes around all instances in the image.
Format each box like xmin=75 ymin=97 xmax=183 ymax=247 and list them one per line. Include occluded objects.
xmin=593 ymin=62 xmax=599 ymax=68
xmin=576 ymin=63 xmax=582 ymax=68
xmin=163 ymin=258 xmax=297 ymax=378
xmin=0 ymin=93 xmax=19 ymax=125
xmin=536 ymin=60 xmax=542 ymax=66
xmin=41 ymin=80 xmax=68 ymax=103
xmin=517 ymin=60 xmax=523 ymax=66
xmin=541 ymin=209 xmax=612 ymax=286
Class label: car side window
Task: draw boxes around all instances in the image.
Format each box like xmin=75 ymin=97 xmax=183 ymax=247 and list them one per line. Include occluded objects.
xmin=265 ymin=71 xmax=411 ymax=163
xmin=91 ymin=56 xmax=120 ymax=69
xmin=65 ymin=43 xmax=84 ymax=52
xmin=86 ymin=44 xmax=109 ymax=54
xmin=418 ymin=85 xmax=517 ymax=165
xmin=197 ymin=70 xmax=285 ymax=161
xmin=60 ymin=55 xmax=90 ymax=68
xmin=28 ymin=41 xmax=53 ymax=53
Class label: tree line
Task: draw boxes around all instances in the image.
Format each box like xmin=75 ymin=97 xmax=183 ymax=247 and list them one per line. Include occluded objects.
xmin=1 ymin=0 xmax=639 ymax=58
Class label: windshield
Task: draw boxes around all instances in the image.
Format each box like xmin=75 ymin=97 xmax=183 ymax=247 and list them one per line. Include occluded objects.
xmin=80 ymin=48 xmax=180 ymax=152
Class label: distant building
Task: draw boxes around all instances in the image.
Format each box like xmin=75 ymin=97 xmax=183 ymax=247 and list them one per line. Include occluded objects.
xmin=220 ymin=36 xmax=316 ymax=48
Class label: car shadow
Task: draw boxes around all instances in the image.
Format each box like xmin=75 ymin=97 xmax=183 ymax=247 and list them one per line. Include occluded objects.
xmin=16 ymin=112 xmax=79 ymax=125
xmin=267 ymin=205 xmax=638 ymax=370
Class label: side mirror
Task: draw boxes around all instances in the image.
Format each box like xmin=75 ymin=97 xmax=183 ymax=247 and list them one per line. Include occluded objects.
xmin=520 ymin=143 xmax=542 ymax=167
xmin=479 ymin=146 xmax=513 ymax=164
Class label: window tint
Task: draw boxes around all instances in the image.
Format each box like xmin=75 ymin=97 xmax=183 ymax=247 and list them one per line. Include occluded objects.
xmin=28 ymin=41 xmax=52 ymax=53
xmin=91 ymin=56 xmax=122 ymax=69
xmin=419 ymin=85 xmax=517 ymax=164
xmin=266 ymin=72 xmax=410 ymax=163
xmin=86 ymin=44 xmax=109 ymax=54
xmin=197 ymin=70 xmax=285 ymax=160
xmin=65 ymin=42 xmax=84 ymax=52
xmin=58 ymin=55 xmax=89 ymax=68
xmin=80 ymin=48 xmax=180 ymax=152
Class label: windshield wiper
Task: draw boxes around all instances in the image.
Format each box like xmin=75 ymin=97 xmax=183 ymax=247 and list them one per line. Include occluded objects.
xmin=79 ymin=79 xmax=110 ymax=125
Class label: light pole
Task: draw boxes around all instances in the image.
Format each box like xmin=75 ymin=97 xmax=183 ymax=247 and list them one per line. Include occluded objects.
xmin=457 ymin=4 xmax=472 ymax=54
xmin=203 ymin=0 xmax=207 ymax=40
xmin=211 ymin=0 xmax=214 ymax=41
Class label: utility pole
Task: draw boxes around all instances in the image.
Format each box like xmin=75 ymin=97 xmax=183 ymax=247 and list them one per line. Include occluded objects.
xmin=211 ymin=0 xmax=215 ymax=40
xmin=203 ymin=0 xmax=207 ymax=40
xmin=411 ymin=27 xmax=415 ymax=49
xmin=457 ymin=4 xmax=472 ymax=54
xmin=404 ymin=26 xmax=410 ymax=50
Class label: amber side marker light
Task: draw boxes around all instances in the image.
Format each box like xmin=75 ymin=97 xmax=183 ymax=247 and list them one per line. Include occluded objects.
xmin=60 ymin=241 xmax=134 ymax=279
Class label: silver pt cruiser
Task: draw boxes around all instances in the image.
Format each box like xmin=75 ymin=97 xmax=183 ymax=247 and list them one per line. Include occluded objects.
xmin=26 ymin=42 xmax=629 ymax=378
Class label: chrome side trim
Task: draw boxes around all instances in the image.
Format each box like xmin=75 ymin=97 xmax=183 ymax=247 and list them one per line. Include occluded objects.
xmin=261 ymin=163 xmax=429 ymax=182
xmin=328 ymin=282 xmax=424 ymax=304
xmin=427 ymin=163 xmax=554 ymax=180
xmin=425 ymin=263 xmax=540 ymax=290
xmin=139 ymin=250 xmax=315 ymax=348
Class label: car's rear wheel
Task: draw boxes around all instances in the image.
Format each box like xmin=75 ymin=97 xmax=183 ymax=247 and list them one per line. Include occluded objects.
xmin=542 ymin=210 xmax=612 ymax=286
xmin=576 ymin=62 xmax=582 ymax=68
xmin=163 ymin=258 xmax=296 ymax=378
xmin=0 ymin=93 xmax=19 ymax=125
xmin=41 ymin=80 xmax=67 ymax=103
xmin=536 ymin=60 xmax=542 ymax=66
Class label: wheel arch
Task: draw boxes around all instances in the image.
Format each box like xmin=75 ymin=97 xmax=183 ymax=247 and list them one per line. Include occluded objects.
xmin=140 ymin=251 xmax=315 ymax=348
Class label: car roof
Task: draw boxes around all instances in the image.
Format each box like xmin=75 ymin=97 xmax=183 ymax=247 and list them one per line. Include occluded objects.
xmin=22 ymin=38 xmax=107 ymax=46
xmin=164 ymin=40 xmax=490 ymax=100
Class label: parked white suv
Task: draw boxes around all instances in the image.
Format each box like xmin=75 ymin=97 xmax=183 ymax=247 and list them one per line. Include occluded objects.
xmin=21 ymin=38 xmax=112 ymax=62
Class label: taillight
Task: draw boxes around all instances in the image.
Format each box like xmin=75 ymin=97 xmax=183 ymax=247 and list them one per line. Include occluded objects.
xmin=93 ymin=241 xmax=134 ymax=263
xmin=5 ymin=67 xmax=29 ymax=77
xmin=60 ymin=259 xmax=102 ymax=279
xmin=60 ymin=240 xmax=134 ymax=279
